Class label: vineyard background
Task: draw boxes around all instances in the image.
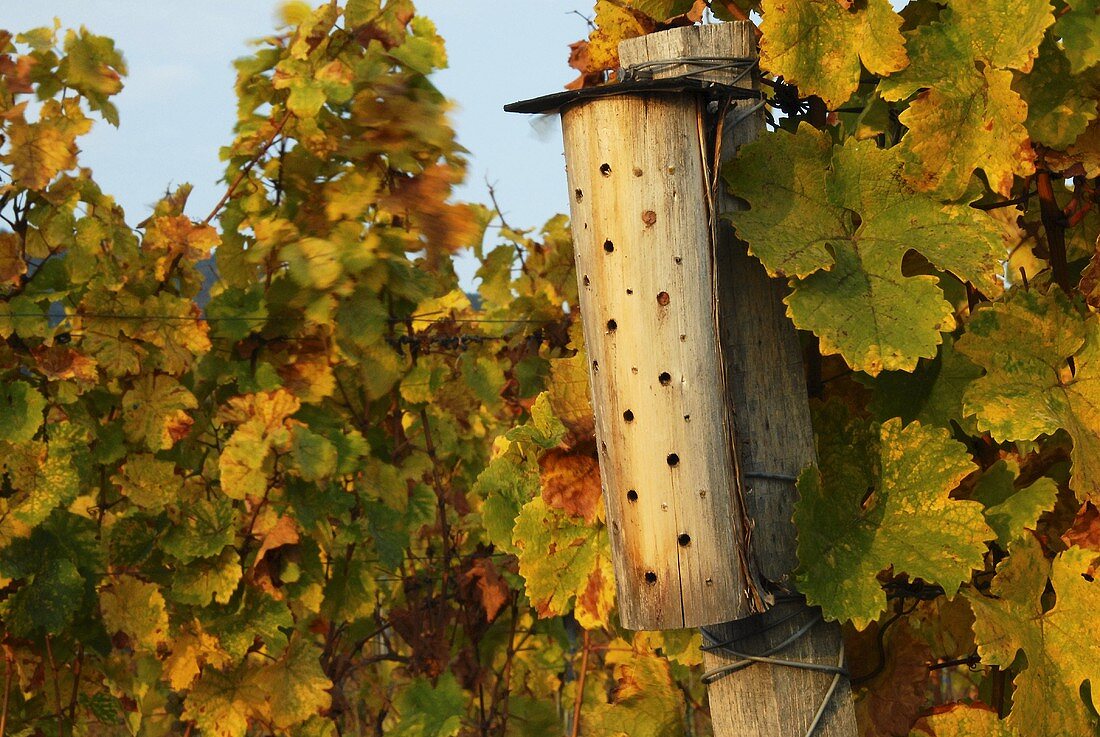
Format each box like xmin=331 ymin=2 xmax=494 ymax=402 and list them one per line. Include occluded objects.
xmin=0 ymin=1 xmax=1097 ymax=737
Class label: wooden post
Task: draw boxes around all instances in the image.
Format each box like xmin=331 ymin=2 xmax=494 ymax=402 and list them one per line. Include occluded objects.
xmin=562 ymin=73 xmax=761 ymax=630
xmin=618 ymin=23 xmax=858 ymax=736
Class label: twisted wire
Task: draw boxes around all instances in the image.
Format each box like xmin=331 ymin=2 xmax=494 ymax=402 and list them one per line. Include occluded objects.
xmin=700 ymin=598 xmax=848 ymax=737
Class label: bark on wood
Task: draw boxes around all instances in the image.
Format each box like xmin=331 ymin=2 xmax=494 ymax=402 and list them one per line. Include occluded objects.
xmin=619 ymin=23 xmax=859 ymax=737
xmin=562 ymin=87 xmax=758 ymax=630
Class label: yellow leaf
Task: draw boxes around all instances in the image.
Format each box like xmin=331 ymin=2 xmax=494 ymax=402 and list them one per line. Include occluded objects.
xmin=100 ymin=575 xmax=169 ymax=650
xmin=2 ymin=119 xmax=74 ymax=190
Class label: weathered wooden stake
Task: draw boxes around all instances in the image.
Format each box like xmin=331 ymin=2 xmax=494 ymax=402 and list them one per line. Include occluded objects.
xmin=562 ymin=49 xmax=760 ymax=629
xmin=514 ymin=17 xmax=859 ymax=735
xmin=617 ymin=23 xmax=858 ymax=736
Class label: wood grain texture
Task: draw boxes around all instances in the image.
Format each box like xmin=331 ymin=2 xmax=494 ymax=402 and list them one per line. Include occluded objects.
xmin=562 ymin=92 xmax=757 ymax=630
xmin=620 ymin=22 xmax=859 ymax=737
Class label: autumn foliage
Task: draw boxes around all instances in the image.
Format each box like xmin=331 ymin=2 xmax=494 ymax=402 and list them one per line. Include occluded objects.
xmin=1 ymin=1 xmax=1100 ymax=737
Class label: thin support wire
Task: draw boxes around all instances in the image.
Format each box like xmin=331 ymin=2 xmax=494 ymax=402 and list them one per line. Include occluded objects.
xmin=700 ymin=601 xmax=848 ymax=737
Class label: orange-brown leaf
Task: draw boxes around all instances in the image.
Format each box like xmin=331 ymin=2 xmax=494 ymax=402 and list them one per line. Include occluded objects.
xmin=538 ymin=446 xmax=603 ymax=522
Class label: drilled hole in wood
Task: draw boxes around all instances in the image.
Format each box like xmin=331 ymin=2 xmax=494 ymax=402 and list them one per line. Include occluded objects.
xmin=683 ymin=414 xmax=691 ymax=421
xmin=644 ymin=571 xmax=658 ymax=585
xmin=642 ymin=210 xmax=657 ymax=227
xmin=603 ymin=239 xmax=615 ymax=253
xmin=674 ymin=256 xmax=683 ymax=264
xmin=657 ymin=291 xmax=670 ymax=306
xmin=607 ymin=319 xmax=618 ymax=332
xmin=678 ymin=533 xmax=691 ymax=547
xmin=574 ymin=188 xmax=583 ymax=202
xmin=667 ymin=453 xmax=680 ymax=467
xmin=583 ymin=274 xmax=590 ymax=286
xmin=600 ymin=163 xmax=612 ymax=176
xmin=659 ymin=372 xmax=672 ymax=385
xmin=592 ymin=360 xmax=599 ymax=372
xmin=627 ymin=489 xmax=638 ymax=502
xmin=626 ymin=288 xmax=633 ymax=295
xmin=623 ymin=409 xmax=634 ymax=422
xmin=679 ymin=334 xmax=687 ymax=342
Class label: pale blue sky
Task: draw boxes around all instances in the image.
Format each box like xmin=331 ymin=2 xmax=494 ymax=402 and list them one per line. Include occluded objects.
xmin=4 ymin=1 xmax=586 ymax=284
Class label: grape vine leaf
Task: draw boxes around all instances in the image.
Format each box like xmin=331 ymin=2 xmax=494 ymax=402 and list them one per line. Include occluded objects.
xmin=512 ymin=496 xmax=612 ymax=621
xmin=759 ymin=0 xmax=908 ymax=108
xmin=170 ymin=547 xmax=242 ymax=606
xmin=909 ymin=703 xmax=1014 ymax=737
xmin=971 ymin=460 xmax=1059 ymax=547
xmin=1 ymin=118 xmax=79 ymax=191
xmin=0 ymin=381 xmax=46 ymax=443
xmin=100 ymin=575 xmax=169 ymax=650
xmin=539 ymin=447 xmax=603 ymax=523
xmin=1055 ymin=0 xmax=1100 ymax=73
xmin=724 ymin=125 xmax=1003 ymax=374
xmin=585 ymin=1 xmax=654 ymax=72
xmin=582 ymin=643 xmax=685 ymax=737
xmin=218 ymin=390 xmax=301 ymax=499
xmin=1015 ymin=37 xmax=1099 ymax=150
xmin=956 ymin=290 xmax=1100 ymax=503
xmin=795 ymin=410 xmax=991 ymax=627
xmin=392 ymin=673 xmax=465 ymax=737
xmin=181 ymin=665 xmax=258 ymax=737
xmin=867 ymin=338 xmax=982 ymax=435
xmin=474 ymin=451 xmax=540 ymax=555
xmin=4 ymin=556 xmax=82 ymax=636
xmin=122 ymin=375 xmax=197 ymax=451
xmin=249 ymin=639 xmax=333 ymax=731
xmin=112 ymin=454 xmax=184 ymax=511
xmin=162 ymin=620 xmax=230 ymax=691
xmin=58 ymin=28 xmax=127 ymax=124
xmin=965 ymin=535 xmax=1100 ymax=736
xmin=877 ymin=0 xmax=1053 ymax=197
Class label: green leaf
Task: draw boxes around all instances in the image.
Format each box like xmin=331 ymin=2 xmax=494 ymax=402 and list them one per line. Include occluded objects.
xmin=795 ymin=413 xmax=991 ymax=627
xmin=971 ymin=460 xmax=1059 ymax=547
xmin=392 ymin=673 xmax=465 ymax=737
xmin=162 ymin=497 xmax=236 ymax=563
xmin=100 ymin=575 xmax=169 ymax=649
xmin=292 ymin=427 xmax=338 ymax=481
xmin=504 ymin=392 xmax=566 ymax=448
xmin=206 ymin=591 xmax=292 ymax=659
xmin=474 ymin=452 xmax=540 ymax=555
xmin=878 ymin=1 xmax=1050 ymax=197
xmin=1056 ymin=0 xmax=1100 ymax=73
xmin=867 ymin=338 xmax=982 ymax=434
xmin=966 ymin=536 xmax=1100 ymax=735
xmin=5 ymin=556 xmax=83 ymax=636
xmin=512 ymin=497 xmax=608 ymax=619
xmin=170 ymin=548 xmax=242 ymax=606
xmin=1016 ymin=37 xmax=1098 ymax=149
xmin=943 ymin=0 xmax=1053 ymax=70
xmin=760 ymin=0 xmax=908 ymax=107
xmin=724 ymin=125 xmax=1003 ymax=374
xmin=957 ymin=290 xmax=1100 ymax=503
xmin=112 ymin=453 xmax=184 ymax=511
xmin=249 ymin=639 xmax=333 ymax=730
xmin=0 ymin=381 xmax=46 ymax=443
xmin=205 ymin=286 xmax=267 ymax=341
